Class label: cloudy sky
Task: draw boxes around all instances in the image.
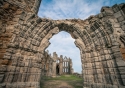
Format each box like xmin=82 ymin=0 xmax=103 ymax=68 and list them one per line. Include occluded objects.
xmin=38 ymin=0 xmax=125 ymax=73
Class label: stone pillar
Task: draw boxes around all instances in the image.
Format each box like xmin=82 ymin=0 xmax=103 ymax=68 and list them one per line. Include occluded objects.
xmin=52 ymin=52 xmax=57 ymax=76
xmin=69 ymin=58 xmax=73 ymax=74
xmin=59 ymin=55 xmax=63 ymax=75
xmin=48 ymin=55 xmax=53 ymax=76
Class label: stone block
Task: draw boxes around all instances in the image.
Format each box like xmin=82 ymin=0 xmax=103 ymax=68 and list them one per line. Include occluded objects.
xmin=95 ymin=62 xmax=101 ymax=68
xmin=113 ymin=52 xmax=122 ymax=59
xmin=105 ymin=54 xmax=112 ymax=60
xmin=20 ymin=67 xmax=28 ymax=73
xmin=118 ymin=67 xmax=125 ymax=75
xmin=0 ymin=48 xmax=6 ymax=54
xmin=0 ymin=53 xmax=4 ymax=59
xmin=31 ymin=63 xmax=40 ymax=68
xmin=104 ymin=68 xmax=109 ymax=74
xmin=111 ymin=46 xmax=120 ymax=53
xmin=105 ymin=9 xmax=114 ymax=16
xmin=102 ymin=12 xmax=107 ymax=17
xmin=122 ymin=79 xmax=125 ymax=85
xmin=94 ymin=57 xmax=99 ymax=62
xmin=109 ymin=68 xmax=117 ymax=74
xmin=97 ymin=69 xmax=102 ymax=74
xmin=24 ymin=62 xmax=29 ymax=67
xmin=32 ymin=46 xmax=38 ymax=52
xmin=0 ymin=65 xmax=7 ymax=72
xmin=1 ymin=60 xmax=9 ymax=65
xmin=107 ymin=60 xmax=114 ymax=68
xmin=121 ymin=75 xmax=125 ymax=79
xmin=100 ymin=50 xmax=105 ymax=55
xmin=102 ymin=61 xmax=108 ymax=67
xmin=6 ymin=48 xmax=16 ymax=54
xmin=121 ymin=54 xmax=125 ymax=60
xmin=101 ymin=55 xmax=105 ymax=61
xmin=116 ymin=60 xmax=125 ymax=67
xmin=121 ymin=25 xmax=125 ymax=31
xmin=113 ymin=23 xmax=120 ymax=27
xmin=117 ymin=16 xmax=125 ymax=22
xmin=105 ymin=74 xmax=112 ymax=84
xmin=93 ymin=52 xmax=98 ymax=57
xmin=107 ymin=49 xmax=112 ymax=54
xmin=3 ymin=53 xmax=11 ymax=59
xmin=15 ymin=9 xmax=22 ymax=15
xmin=103 ymin=49 xmax=108 ymax=54
xmin=120 ymin=48 xmax=125 ymax=54
xmin=7 ymin=66 xmax=15 ymax=72
xmin=4 ymin=73 xmax=14 ymax=82
xmin=112 ymin=4 xmax=121 ymax=13
xmin=114 ymin=11 xmax=122 ymax=18
xmin=18 ymin=62 xmax=25 ymax=67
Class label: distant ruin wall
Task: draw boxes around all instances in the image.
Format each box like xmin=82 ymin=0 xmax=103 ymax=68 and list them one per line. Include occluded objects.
xmin=42 ymin=51 xmax=73 ymax=77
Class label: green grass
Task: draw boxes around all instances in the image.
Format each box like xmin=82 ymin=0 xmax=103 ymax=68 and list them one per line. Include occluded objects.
xmin=45 ymin=75 xmax=82 ymax=81
xmin=40 ymin=75 xmax=83 ymax=88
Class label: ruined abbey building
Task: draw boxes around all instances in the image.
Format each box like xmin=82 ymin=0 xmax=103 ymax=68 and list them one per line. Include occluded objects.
xmin=0 ymin=0 xmax=125 ymax=88
xmin=42 ymin=51 xmax=73 ymax=76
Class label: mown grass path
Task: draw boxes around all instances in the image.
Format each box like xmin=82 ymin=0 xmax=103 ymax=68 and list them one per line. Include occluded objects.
xmin=40 ymin=75 xmax=83 ymax=88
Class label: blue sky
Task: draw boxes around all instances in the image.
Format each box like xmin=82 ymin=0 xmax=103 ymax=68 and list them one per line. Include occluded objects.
xmin=38 ymin=0 xmax=125 ymax=73
xmin=38 ymin=0 xmax=125 ymax=19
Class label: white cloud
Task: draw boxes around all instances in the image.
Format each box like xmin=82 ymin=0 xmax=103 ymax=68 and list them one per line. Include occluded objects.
xmin=38 ymin=0 xmax=115 ymax=20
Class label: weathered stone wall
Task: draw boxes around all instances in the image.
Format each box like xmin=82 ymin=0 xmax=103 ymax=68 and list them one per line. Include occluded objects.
xmin=0 ymin=0 xmax=125 ymax=88
xmin=41 ymin=51 xmax=53 ymax=77
xmin=0 ymin=0 xmax=42 ymax=88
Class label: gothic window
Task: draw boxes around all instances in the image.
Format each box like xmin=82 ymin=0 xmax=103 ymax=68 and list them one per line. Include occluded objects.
xmin=67 ymin=68 xmax=68 ymax=72
xmin=67 ymin=62 xmax=68 ymax=66
xmin=65 ymin=62 xmax=66 ymax=67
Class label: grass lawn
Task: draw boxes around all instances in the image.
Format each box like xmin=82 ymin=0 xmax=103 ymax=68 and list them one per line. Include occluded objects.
xmin=40 ymin=75 xmax=83 ymax=88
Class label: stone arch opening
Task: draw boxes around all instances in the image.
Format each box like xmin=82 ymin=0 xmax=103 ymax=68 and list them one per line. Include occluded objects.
xmin=56 ymin=64 xmax=60 ymax=75
xmin=43 ymin=26 xmax=82 ymax=76
xmin=0 ymin=1 xmax=125 ymax=88
xmin=46 ymin=30 xmax=81 ymax=74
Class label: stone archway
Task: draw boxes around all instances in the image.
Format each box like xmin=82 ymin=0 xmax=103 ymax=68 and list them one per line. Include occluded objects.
xmin=0 ymin=1 xmax=125 ymax=88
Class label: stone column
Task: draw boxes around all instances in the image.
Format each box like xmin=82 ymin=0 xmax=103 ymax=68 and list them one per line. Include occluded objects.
xmin=52 ymin=52 xmax=57 ymax=76
xmin=59 ymin=55 xmax=63 ymax=75
xmin=69 ymin=58 xmax=73 ymax=74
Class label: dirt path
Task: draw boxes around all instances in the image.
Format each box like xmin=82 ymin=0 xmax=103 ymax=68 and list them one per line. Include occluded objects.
xmin=42 ymin=80 xmax=73 ymax=88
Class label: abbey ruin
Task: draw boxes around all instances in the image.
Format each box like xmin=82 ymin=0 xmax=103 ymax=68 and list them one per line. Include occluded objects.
xmin=41 ymin=51 xmax=73 ymax=76
xmin=0 ymin=0 xmax=125 ymax=88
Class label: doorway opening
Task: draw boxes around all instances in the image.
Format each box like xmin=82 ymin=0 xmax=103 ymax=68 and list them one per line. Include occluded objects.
xmin=56 ymin=64 xmax=60 ymax=75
